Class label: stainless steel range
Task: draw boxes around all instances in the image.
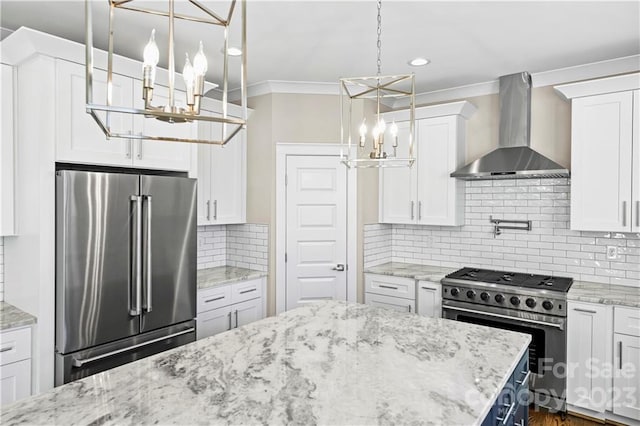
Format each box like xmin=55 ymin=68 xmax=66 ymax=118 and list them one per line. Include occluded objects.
xmin=441 ymin=267 xmax=573 ymax=413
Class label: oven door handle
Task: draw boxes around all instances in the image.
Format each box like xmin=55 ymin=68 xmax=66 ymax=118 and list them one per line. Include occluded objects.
xmin=444 ymin=305 xmax=565 ymax=330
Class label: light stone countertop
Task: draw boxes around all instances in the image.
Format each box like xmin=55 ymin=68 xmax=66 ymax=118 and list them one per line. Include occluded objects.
xmin=364 ymin=261 xmax=457 ymax=283
xmin=568 ymin=280 xmax=640 ymax=308
xmin=197 ymin=265 xmax=267 ymax=290
xmin=0 ymin=300 xmax=530 ymax=426
xmin=0 ymin=302 xmax=37 ymax=331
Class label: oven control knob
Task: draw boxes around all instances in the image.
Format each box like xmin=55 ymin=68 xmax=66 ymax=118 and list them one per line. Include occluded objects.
xmin=525 ymin=298 xmax=537 ymax=308
xmin=495 ymin=294 xmax=505 ymax=303
xmin=542 ymin=300 xmax=554 ymax=311
xmin=480 ymin=292 xmax=490 ymax=301
xmin=450 ymin=288 xmax=460 ymax=297
xmin=466 ymin=290 xmax=476 ymax=299
xmin=510 ymin=296 xmax=521 ymax=306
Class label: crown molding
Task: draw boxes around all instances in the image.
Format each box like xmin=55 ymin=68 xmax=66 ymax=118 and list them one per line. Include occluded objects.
xmin=392 ymin=54 xmax=640 ymax=109
xmin=0 ymin=27 xmax=216 ymax=91
xmin=554 ymin=72 xmax=640 ymax=100
xmin=382 ymin=100 xmax=477 ymax=122
xmin=229 ymin=80 xmax=341 ymax=101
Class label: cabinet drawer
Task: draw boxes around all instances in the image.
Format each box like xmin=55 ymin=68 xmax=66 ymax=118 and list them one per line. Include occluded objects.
xmin=365 ymin=274 xmax=415 ymax=300
xmin=614 ymin=306 xmax=640 ymax=337
xmin=231 ymin=278 xmax=263 ymax=304
xmin=197 ymin=285 xmax=232 ymax=313
xmin=0 ymin=327 xmax=31 ymax=366
xmin=364 ymin=292 xmax=415 ymax=314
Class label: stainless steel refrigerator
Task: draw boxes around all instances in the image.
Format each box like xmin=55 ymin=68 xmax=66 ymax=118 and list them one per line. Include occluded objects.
xmin=55 ymin=169 xmax=197 ymax=385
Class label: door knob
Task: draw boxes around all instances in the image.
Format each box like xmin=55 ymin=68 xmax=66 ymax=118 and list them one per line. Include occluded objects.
xmin=332 ymin=264 xmax=345 ymax=272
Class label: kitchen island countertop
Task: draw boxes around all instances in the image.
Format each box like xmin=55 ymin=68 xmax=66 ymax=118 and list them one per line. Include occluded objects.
xmin=197 ymin=265 xmax=267 ymax=290
xmin=1 ymin=301 xmax=529 ymax=425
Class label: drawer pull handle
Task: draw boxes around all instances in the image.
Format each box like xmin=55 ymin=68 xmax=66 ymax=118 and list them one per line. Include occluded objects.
xmin=516 ymin=370 xmax=530 ymax=385
xmin=205 ymin=296 xmax=225 ymax=303
xmin=379 ymin=285 xmax=398 ymax=290
xmin=421 ymin=287 xmax=436 ymax=291
xmin=573 ymin=308 xmax=597 ymax=314
xmin=239 ymin=288 xmax=257 ymax=295
xmin=619 ymin=341 xmax=623 ymax=369
xmin=0 ymin=346 xmax=14 ymax=353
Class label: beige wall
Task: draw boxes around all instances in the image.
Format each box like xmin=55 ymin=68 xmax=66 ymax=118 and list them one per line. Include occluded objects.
xmin=245 ymin=84 xmax=571 ymax=315
xmin=430 ymin=85 xmax=571 ymax=168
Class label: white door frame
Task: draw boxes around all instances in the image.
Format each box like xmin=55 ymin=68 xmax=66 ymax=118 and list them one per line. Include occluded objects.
xmin=275 ymin=143 xmax=357 ymax=314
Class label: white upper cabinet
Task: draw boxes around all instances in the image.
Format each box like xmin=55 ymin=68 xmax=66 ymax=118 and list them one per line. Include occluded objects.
xmin=131 ymin=80 xmax=196 ymax=171
xmin=379 ymin=121 xmax=416 ymax=223
xmin=417 ymin=116 xmax=465 ymax=226
xmin=197 ymin=109 xmax=246 ymax=225
xmin=55 ymin=59 xmax=195 ymax=172
xmin=56 ymin=60 xmax=133 ymax=167
xmin=555 ymin=73 xmax=640 ymax=232
xmin=1 ymin=63 xmax=16 ymax=236
xmin=379 ymin=101 xmax=475 ymax=226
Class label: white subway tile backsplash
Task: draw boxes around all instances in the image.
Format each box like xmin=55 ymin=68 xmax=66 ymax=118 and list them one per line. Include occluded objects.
xmin=197 ymin=224 xmax=269 ymax=272
xmin=364 ymin=178 xmax=640 ymax=288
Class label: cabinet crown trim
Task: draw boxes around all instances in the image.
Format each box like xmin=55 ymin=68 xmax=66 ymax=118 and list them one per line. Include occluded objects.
xmin=1 ymin=27 xmax=216 ymax=93
xmin=382 ymin=100 xmax=476 ymax=122
xmin=554 ymin=72 xmax=640 ymax=100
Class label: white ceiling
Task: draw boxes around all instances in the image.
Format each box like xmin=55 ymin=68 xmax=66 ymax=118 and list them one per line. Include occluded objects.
xmin=1 ymin=1 xmax=639 ymax=94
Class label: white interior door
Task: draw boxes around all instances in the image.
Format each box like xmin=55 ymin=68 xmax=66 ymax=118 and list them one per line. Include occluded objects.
xmin=286 ymin=155 xmax=347 ymax=310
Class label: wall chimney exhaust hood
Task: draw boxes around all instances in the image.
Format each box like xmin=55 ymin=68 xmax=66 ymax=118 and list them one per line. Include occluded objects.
xmin=451 ymin=72 xmax=569 ymax=180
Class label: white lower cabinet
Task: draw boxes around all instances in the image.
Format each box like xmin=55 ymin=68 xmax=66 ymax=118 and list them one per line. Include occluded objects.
xmin=365 ymin=293 xmax=415 ymax=314
xmin=0 ymin=327 xmax=32 ymax=405
xmin=567 ymin=301 xmax=640 ymax=424
xmin=567 ymin=301 xmax=611 ymax=413
xmin=416 ymin=281 xmax=442 ymax=318
xmin=613 ymin=306 xmax=640 ymax=421
xmin=234 ymin=299 xmax=264 ymax=328
xmin=196 ymin=277 xmax=266 ymax=340
xmin=364 ymin=274 xmax=415 ymax=314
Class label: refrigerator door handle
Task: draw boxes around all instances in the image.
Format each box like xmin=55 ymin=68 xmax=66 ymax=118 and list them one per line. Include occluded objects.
xmin=143 ymin=195 xmax=153 ymax=313
xmin=71 ymin=328 xmax=195 ymax=368
xmin=130 ymin=195 xmax=142 ymax=316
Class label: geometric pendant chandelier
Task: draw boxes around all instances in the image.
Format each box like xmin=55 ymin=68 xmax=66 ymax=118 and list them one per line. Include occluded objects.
xmin=84 ymin=0 xmax=247 ymax=145
xmin=340 ymin=0 xmax=415 ymax=168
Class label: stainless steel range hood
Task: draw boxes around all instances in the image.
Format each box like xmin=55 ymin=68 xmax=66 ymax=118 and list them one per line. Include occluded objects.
xmin=451 ymin=72 xmax=569 ymax=180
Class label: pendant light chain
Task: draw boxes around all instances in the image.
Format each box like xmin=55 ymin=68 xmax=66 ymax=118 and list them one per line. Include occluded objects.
xmin=376 ymin=0 xmax=382 ymax=77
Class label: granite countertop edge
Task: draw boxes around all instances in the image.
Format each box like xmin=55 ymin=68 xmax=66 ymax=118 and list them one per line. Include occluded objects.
xmin=0 ymin=302 xmax=37 ymax=331
xmin=568 ymin=280 xmax=640 ymax=308
xmin=363 ymin=261 xmax=457 ymax=282
xmin=197 ymin=265 xmax=268 ymax=290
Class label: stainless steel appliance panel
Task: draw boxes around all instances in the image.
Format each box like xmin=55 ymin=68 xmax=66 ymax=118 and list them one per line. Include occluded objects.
xmin=55 ymin=321 xmax=195 ymax=386
xmin=443 ymin=300 xmax=567 ymax=412
xmin=139 ymin=175 xmax=197 ymax=333
xmin=56 ymin=170 xmax=141 ymax=354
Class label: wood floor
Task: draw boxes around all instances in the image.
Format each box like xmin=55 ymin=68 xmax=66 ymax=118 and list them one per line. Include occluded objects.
xmin=529 ymin=408 xmax=616 ymax=426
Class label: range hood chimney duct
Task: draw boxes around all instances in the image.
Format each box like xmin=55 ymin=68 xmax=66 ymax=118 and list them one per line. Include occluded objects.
xmin=450 ymin=72 xmax=569 ymax=180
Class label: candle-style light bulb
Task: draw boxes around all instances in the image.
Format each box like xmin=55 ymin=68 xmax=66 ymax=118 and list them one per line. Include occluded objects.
xmin=193 ymin=41 xmax=208 ymax=76
xmin=183 ymin=53 xmax=194 ymax=87
xmin=390 ymin=121 xmax=399 ymax=148
xmin=378 ymin=118 xmax=386 ymax=133
xmin=143 ymin=29 xmax=159 ymax=68
xmin=359 ymin=119 xmax=367 ymax=148
xmin=142 ymin=29 xmax=159 ymax=105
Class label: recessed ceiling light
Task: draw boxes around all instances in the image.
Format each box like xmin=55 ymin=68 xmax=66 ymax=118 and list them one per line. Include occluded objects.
xmin=408 ymin=57 xmax=430 ymax=67
xmin=227 ymin=47 xmax=242 ymax=57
